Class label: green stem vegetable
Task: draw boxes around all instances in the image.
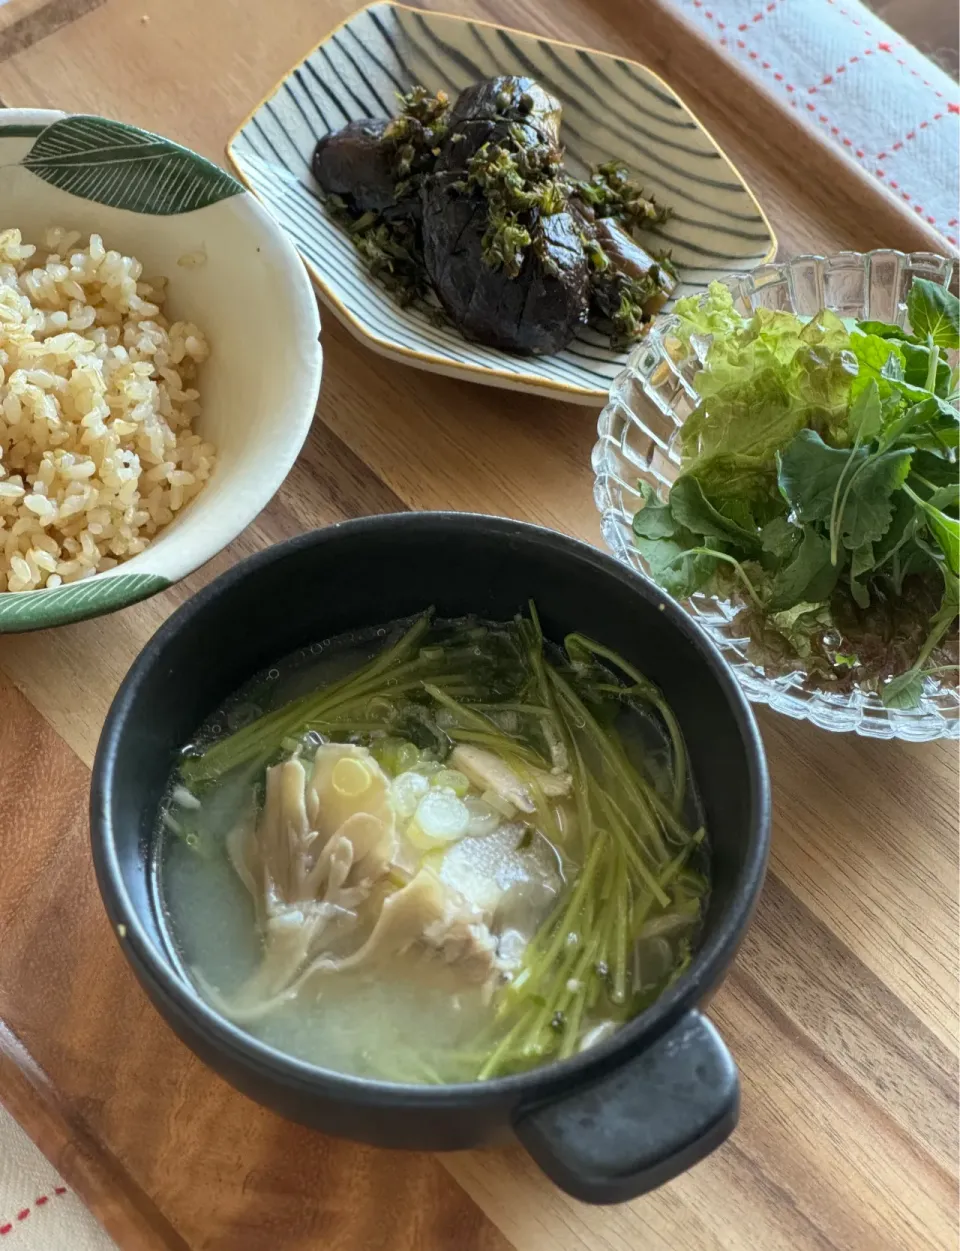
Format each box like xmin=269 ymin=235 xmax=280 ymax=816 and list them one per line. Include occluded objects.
xmin=177 ymin=606 xmax=706 ymax=1080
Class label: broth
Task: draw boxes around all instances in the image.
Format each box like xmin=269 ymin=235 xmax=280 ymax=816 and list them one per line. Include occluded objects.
xmin=156 ymin=611 xmax=708 ymax=1085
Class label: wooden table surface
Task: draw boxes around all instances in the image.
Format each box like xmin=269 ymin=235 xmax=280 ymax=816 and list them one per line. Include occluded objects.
xmin=0 ymin=0 xmax=957 ymax=1249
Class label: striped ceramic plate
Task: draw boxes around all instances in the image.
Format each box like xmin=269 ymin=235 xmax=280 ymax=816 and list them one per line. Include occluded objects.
xmin=227 ymin=2 xmax=775 ymax=404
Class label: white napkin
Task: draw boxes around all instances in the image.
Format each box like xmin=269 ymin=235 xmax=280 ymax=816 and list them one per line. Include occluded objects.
xmin=0 ymin=3 xmax=956 ymax=1249
xmin=0 ymin=1107 xmax=116 ymax=1249
xmin=676 ymin=0 xmax=959 ymax=245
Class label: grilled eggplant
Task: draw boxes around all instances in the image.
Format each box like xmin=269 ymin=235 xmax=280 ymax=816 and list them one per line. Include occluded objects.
xmin=422 ymin=77 xmax=588 ymax=354
xmin=312 ymin=119 xmax=397 ymax=215
xmin=422 ymin=173 xmax=589 ymax=354
xmin=311 ymin=75 xmax=675 ymax=357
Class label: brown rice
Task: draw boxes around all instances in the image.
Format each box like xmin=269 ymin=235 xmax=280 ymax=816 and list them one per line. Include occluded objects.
xmin=0 ymin=227 xmax=215 ymax=593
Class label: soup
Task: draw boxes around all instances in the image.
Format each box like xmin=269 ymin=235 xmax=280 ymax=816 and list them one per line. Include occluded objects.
xmin=156 ymin=607 xmax=708 ymax=1084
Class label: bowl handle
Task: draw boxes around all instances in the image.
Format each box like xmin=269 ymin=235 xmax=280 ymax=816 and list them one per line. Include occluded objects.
xmin=513 ymin=1010 xmax=738 ymax=1204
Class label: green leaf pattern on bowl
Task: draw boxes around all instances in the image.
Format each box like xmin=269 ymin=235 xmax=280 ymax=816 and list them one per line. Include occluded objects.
xmin=0 ymin=123 xmax=45 ymax=138
xmin=0 ymin=573 xmax=169 ymax=633
xmin=21 ymin=116 xmax=243 ymax=215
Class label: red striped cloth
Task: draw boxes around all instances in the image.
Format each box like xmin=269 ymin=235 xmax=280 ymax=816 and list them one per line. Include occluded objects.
xmin=678 ymin=0 xmax=959 ymax=248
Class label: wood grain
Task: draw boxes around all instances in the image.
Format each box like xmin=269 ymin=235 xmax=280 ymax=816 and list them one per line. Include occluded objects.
xmin=0 ymin=0 xmax=106 ymax=64
xmin=0 ymin=1 xmax=957 ymax=1249
xmin=1 ymin=670 xmax=955 ymax=1251
xmin=0 ymin=675 xmax=514 ymax=1251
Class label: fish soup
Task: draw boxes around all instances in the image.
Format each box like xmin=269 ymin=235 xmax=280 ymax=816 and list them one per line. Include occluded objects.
xmin=156 ymin=608 xmax=708 ymax=1084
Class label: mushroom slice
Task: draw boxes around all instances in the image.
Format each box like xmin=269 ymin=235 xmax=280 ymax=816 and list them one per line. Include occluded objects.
xmin=450 ymin=744 xmax=571 ymax=813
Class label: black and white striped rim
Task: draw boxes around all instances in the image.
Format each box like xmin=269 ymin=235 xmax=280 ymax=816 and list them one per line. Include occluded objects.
xmin=228 ymin=2 xmax=776 ymax=401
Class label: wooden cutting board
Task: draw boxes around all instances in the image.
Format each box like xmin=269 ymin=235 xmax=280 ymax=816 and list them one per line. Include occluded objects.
xmin=0 ymin=0 xmax=957 ymax=1248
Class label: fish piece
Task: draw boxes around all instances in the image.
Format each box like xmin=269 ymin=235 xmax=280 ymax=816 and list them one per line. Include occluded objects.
xmin=449 ymin=744 xmax=571 ymax=812
xmin=306 ymin=869 xmax=501 ymax=985
xmin=439 ymin=821 xmax=560 ymax=913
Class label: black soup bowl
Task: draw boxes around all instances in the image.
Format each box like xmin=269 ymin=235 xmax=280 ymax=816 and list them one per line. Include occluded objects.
xmin=90 ymin=513 xmax=770 ymax=1205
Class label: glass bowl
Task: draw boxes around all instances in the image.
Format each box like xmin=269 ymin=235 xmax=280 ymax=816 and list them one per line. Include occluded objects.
xmin=592 ymin=250 xmax=959 ymax=741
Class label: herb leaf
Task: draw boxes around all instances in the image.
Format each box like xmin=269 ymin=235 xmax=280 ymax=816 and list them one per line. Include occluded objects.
xmin=760 ymin=516 xmax=800 ymax=559
xmin=836 ymin=446 xmax=913 ymax=550
xmin=776 ymin=417 xmax=911 ymax=556
xmin=907 ymin=279 xmax=960 ymax=350
xmin=873 ymin=492 xmax=918 ymax=567
xmin=767 ymin=527 xmax=841 ymax=610
xmin=632 ymin=487 xmax=679 ymax=540
xmin=927 ymin=484 xmax=960 ymax=512
xmin=849 ymin=573 xmax=870 ymax=609
xmin=851 ymin=541 xmax=875 ymax=580
xmin=907 ymin=485 xmax=960 ymax=575
xmin=632 ymin=534 xmax=718 ymax=598
xmin=849 ymin=331 xmax=904 ymax=402
xmin=777 ymin=430 xmax=861 ymax=524
xmin=849 ymin=541 xmax=874 ymax=608
xmin=898 ymin=341 xmax=952 ymax=394
xmin=847 ymin=378 xmax=883 ymax=440
xmin=911 ymin=449 xmax=960 ymax=489
xmin=879 ymin=397 xmax=951 ymax=450
xmin=669 ymin=475 xmax=760 ymax=550
xmin=880 ymin=670 xmax=925 ymax=709
xmin=891 ymin=382 xmax=960 ymax=445
xmin=857 ymin=319 xmax=908 ymax=340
